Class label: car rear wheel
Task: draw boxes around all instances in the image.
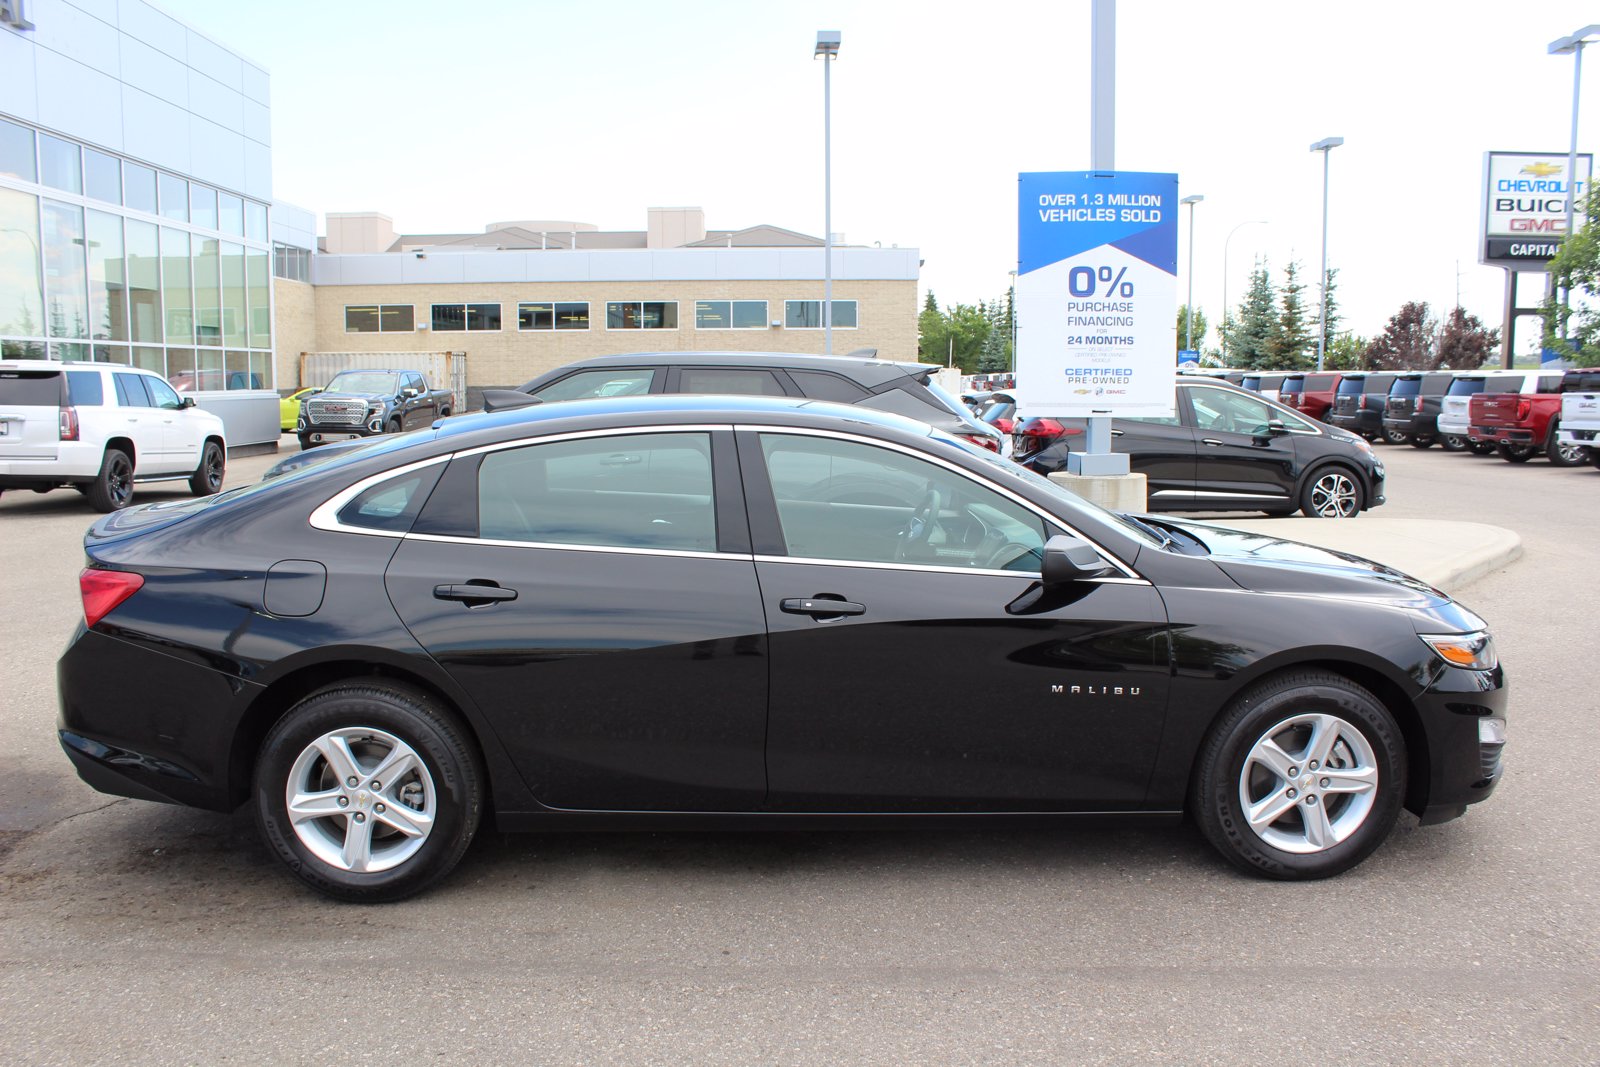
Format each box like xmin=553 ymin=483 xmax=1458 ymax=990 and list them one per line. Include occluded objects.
xmin=1469 ymin=441 xmax=1496 ymax=455
xmin=1440 ymin=435 xmax=1468 ymax=452
xmin=1498 ymin=443 xmax=1534 ymax=463
xmin=86 ymin=448 xmax=134 ymax=512
xmin=1590 ymin=448 xmax=1600 ymax=470
xmin=1546 ymin=422 xmax=1587 ymax=467
xmin=1409 ymin=435 xmax=1434 ymax=449
xmin=188 ymin=441 xmax=225 ymax=496
xmin=1381 ymin=426 xmax=1408 ymax=445
xmin=1191 ymin=670 xmax=1405 ymax=879
xmin=255 ymin=681 xmax=483 ymax=902
xmin=1299 ymin=466 xmax=1363 ymax=518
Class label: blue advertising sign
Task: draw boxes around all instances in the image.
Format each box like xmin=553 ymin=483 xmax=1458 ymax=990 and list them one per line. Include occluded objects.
xmin=1178 ymin=349 xmax=1200 ymax=364
xmin=1016 ymin=171 xmax=1178 ymax=417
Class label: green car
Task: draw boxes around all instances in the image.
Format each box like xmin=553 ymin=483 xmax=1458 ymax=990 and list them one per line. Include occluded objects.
xmin=279 ymin=387 xmax=321 ymax=432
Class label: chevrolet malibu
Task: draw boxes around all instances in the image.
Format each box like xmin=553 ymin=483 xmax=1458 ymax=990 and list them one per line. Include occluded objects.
xmin=58 ymin=396 xmax=1506 ymax=901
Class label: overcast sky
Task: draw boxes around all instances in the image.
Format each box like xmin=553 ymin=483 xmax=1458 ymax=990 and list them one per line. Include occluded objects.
xmin=160 ymin=0 xmax=1600 ymax=354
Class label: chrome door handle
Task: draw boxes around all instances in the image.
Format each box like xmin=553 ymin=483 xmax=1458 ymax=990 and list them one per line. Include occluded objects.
xmin=1202 ymin=438 xmax=1224 ymax=446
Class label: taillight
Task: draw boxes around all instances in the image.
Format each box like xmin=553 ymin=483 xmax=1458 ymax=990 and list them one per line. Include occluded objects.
xmin=60 ymin=406 xmax=79 ymax=441
xmin=958 ymin=433 xmax=1001 ymax=453
xmin=1517 ymin=400 xmax=1531 ymax=421
xmin=994 ymin=417 xmax=1015 ymax=434
xmin=1413 ymin=396 xmax=1424 ymax=413
xmin=1019 ymin=418 xmax=1084 ymax=439
xmin=1358 ymin=395 xmax=1367 ymax=409
xmin=79 ymin=568 xmax=144 ymax=629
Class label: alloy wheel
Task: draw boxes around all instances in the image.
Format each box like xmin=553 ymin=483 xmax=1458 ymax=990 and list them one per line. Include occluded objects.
xmin=1308 ymin=472 xmax=1358 ymax=517
xmin=1238 ymin=712 xmax=1379 ymax=854
xmin=284 ymin=727 xmax=436 ymax=873
xmin=107 ymin=454 xmax=133 ymax=507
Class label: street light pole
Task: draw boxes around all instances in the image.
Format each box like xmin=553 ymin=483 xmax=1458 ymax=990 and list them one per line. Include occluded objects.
xmin=1180 ymin=194 xmax=1204 ymax=355
xmin=1549 ymin=26 xmax=1600 ymax=329
xmin=1310 ymin=136 xmax=1344 ymax=371
xmin=815 ymin=30 xmax=841 ymax=355
xmin=1221 ymin=219 xmax=1267 ymax=364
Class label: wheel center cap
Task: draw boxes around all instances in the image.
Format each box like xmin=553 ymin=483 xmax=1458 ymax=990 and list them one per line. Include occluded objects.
xmin=1299 ymin=774 xmax=1314 ymax=790
xmin=357 ymin=790 xmax=370 ymax=807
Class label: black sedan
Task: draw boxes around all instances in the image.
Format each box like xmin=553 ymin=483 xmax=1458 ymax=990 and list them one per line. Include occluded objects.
xmin=59 ymin=396 xmax=1503 ymax=900
xmin=1014 ymin=377 xmax=1386 ymax=518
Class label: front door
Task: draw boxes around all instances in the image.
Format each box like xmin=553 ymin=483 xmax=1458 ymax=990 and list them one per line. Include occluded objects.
xmin=385 ymin=428 xmax=769 ymax=812
xmin=741 ymin=429 xmax=1171 ymax=812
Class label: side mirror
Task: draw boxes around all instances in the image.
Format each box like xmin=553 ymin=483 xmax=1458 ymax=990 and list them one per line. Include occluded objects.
xmin=1040 ymin=534 xmax=1114 ymax=585
xmin=1255 ymin=418 xmax=1288 ymax=439
xmin=179 ymin=396 xmax=196 ymax=409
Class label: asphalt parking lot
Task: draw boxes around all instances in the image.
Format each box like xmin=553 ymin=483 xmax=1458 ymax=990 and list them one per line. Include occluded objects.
xmin=2 ymin=438 xmax=1597 ymax=1064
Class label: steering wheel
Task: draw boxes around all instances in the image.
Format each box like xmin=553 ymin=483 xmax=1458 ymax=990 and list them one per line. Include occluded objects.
xmin=893 ymin=489 xmax=942 ymax=562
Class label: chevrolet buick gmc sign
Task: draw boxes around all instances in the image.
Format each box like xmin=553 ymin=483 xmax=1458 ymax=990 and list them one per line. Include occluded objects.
xmin=1481 ymin=151 xmax=1594 ymax=268
xmin=1015 ymin=171 xmax=1178 ymax=418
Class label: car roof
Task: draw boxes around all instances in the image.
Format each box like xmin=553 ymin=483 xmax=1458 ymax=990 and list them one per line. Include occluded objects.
xmin=434 ymin=391 xmax=941 ymax=442
xmin=520 ymin=351 xmax=934 ymax=389
xmin=0 ymin=360 xmax=158 ymax=374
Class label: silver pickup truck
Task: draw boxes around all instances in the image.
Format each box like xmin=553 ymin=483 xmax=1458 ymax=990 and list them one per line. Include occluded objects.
xmin=1554 ymin=367 xmax=1600 ymax=469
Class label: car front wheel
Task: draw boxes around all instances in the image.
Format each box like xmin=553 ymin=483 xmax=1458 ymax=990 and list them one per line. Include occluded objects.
xmin=1299 ymin=466 xmax=1363 ymax=518
xmin=1191 ymin=671 xmax=1405 ymax=879
xmin=189 ymin=441 xmax=225 ymax=495
xmin=255 ymin=682 xmax=484 ymax=902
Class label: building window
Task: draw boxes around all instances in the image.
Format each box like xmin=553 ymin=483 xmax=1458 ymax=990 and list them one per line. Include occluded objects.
xmin=432 ymin=303 xmax=502 ymax=331
xmin=273 ymin=243 xmax=310 ymax=282
xmin=695 ymin=300 xmax=767 ymax=330
xmin=346 ymin=305 xmax=416 ymax=333
xmin=785 ymin=299 xmax=858 ymax=329
xmin=518 ymin=301 xmax=591 ymax=331
xmin=606 ymin=301 xmax=678 ymax=330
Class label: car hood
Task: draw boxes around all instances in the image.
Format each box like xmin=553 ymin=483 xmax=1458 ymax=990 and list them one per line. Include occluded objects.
xmin=311 ymin=390 xmax=388 ymax=402
xmin=1165 ymin=518 xmax=1449 ymax=609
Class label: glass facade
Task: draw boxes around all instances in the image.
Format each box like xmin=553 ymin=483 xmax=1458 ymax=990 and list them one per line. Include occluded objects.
xmin=0 ymin=121 xmax=272 ymax=386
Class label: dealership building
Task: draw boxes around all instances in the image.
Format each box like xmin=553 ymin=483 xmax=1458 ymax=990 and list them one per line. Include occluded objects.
xmin=2 ymin=1 xmax=919 ymax=449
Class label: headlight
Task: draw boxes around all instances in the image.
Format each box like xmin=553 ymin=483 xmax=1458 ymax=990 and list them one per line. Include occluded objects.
xmin=1420 ymin=631 xmax=1497 ymax=670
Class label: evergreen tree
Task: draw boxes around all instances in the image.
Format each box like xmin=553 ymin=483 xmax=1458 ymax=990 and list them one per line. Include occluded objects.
xmin=1313 ymin=267 xmax=1342 ymax=355
xmin=1232 ymin=263 xmax=1279 ymax=369
xmin=1324 ymin=332 xmax=1368 ymax=371
xmin=1271 ymin=260 xmax=1314 ymax=369
xmin=1176 ymin=305 xmax=1208 ymax=356
xmin=917 ymin=292 xmax=946 ymax=365
xmin=978 ymin=327 xmax=1009 ymax=372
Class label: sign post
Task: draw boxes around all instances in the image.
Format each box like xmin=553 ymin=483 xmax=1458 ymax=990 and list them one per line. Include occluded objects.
xmin=1015 ymin=170 xmax=1179 ymax=442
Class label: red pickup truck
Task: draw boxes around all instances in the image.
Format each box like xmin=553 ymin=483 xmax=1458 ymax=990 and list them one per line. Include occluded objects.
xmin=1468 ymin=377 xmax=1588 ymax=465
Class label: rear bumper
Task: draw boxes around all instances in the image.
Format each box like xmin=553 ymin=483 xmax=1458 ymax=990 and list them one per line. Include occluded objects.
xmin=1469 ymin=425 xmax=1536 ymax=445
xmin=1329 ymin=410 xmax=1381 ymax=435
xmin=0 ymin=442 xmax=106 ymax=483
xmin=1556 ymin=425 xmax=1599 ymax=446
xmin=1382 ymin=414 xmax=1437 ymax=436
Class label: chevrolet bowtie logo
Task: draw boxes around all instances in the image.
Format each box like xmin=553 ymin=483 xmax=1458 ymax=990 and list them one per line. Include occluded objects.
xmin=1523 ymin=161 xmax=1563 ymax=178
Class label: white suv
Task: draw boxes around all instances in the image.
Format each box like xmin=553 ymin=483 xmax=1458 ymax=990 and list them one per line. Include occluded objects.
xmin=0 ymin=361 xmax=228 ymax=511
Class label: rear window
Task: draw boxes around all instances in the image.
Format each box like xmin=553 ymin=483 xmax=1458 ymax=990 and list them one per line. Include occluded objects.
xmin=789 ymin=370 xmax=869 ymax=403
xmin=1336 ymin=378 xmax=1365 ymax=396
xmin=1279 ymin=378 xmax=1305 ymax=395
xmin=1536 ymin=375 xmax=1564 ymax=393
xmin=1563 ymin=371 xmax=1600 ymax=392
xmin=1390 ymin=378 xmax=1422 ymax=397
xmin=1446 ymin=378 xmax=1486 ymax=397
xmin=65 ymin=370 xmax=104 ymax=406
xmin=0 ymin=370 xmax=63 ymax=406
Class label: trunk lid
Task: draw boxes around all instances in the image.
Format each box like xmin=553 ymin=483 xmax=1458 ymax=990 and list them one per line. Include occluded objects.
xmin=1471 ymin=393 xmax=1522 ymax=428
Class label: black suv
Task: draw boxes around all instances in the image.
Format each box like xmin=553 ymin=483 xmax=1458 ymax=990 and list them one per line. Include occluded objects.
xmin=1328 ymin=372 xmax=1398 ymax=441
xmin=1012 ymin=377 xmax=1386 ymax=517
xmin=1381 ymin=371 xmax=1455 ymax=447
xmin=484 ymin=352 xmax=1005 ymax=453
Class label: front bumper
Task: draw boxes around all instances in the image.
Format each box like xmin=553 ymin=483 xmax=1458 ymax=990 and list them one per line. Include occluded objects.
xmin=1411 ymin=661 xmax=1507 ymax=824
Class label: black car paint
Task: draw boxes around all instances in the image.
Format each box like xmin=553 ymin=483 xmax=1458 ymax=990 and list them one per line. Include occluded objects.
xmin=60 ymin=396 xmax=1497 ymax=837
xmin=1329 ymin=372 xmax=1399 ymax=438
xmin=1382 ymin=372 xmax=1455 ymax=441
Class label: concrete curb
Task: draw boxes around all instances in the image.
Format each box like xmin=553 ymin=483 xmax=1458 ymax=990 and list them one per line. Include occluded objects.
xmin=1196 ymin=517 xmax=1524 ymax=594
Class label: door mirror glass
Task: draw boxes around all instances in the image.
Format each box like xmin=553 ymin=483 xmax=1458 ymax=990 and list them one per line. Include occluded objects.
xmin=1040 ymin=534 xmax=1113 ymax=585
xmin=179 ymin=396 xmax=195 ymax=409
xmin=1261 ymin=418 xmax=1288 ymax=436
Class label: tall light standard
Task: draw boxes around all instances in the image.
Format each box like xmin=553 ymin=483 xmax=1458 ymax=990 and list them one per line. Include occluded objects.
xmin=1221 ymin=219 xmax=1267 ymax=364
xmin=1310 ymin=136 xmax=1344 ymax=370
xmin=815 ymin=30 xmax=841 ymax=354
xmin=1549 ymin=26 xmax=1600 ymax=326
xmin=1007 ymin=269 xmax=1017 ymax=371
xmin=1180 ymin=194 xmax=1203 ymax=355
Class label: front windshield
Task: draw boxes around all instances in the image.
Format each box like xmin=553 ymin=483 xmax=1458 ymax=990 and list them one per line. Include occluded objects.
xmin=931 ymin=427 xmax=1166 ymax=550
xmin=325 ymin=372 xmax=400 ymax=394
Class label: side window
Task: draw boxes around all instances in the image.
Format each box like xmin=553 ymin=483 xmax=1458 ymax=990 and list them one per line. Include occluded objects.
xmin=758 ymin=434 xmax=1048 ymax=571
xmin=477 ymin=432 xmax=716 ymax=552
xmin=678 ymin=368 xmax=788 ymax=396
xmin=1121 ymin=413 xmax=1182 ymax=427
xmin=788 ymin=371 xmax=869 ymax=403
xmin=530 ymin=368 xmax=654 ymax=402
xmin=113 ymin=373 xmax=152 ymax=407
xmin=337 ymin=467 xmax=443 ymax=533
xmin=1186 ymin=388 xmax=1274 ymax=435
xmin=144 ymin=376 xmax=183 ymax=410
xmin=65 ymin=370 xmax=105 ymax=406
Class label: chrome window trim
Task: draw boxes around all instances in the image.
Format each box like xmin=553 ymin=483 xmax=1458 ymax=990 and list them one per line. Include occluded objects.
xmin=753 ymin=553 xmax=1151 ymax=585
xmin=1181 ymin=381 xmax=1322 ymax=434
xmin=308 ymin=455 xmax=452 ymax=538
xmin=450 ymin=423 xmax=724 ymax=460
xmin=408 ymin=532 xmax=744 ymax=561
xmin=739 ymin=423 xmax=1143 ymax=580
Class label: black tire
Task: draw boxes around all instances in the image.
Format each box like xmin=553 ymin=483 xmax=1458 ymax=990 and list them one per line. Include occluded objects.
xmin=1546 ymin=422 xmax=1587 ymax=467
xmin=1469 ymin=441 xmax=1496 ymax=455
xmin=1440 ymin=435 xmax=1469 ymax=452
xmin=86 ymin=448 xmax=134 ymax=512
xmin=1498 ymin=443 xmax=1534 ymax=463
xmin=385 ymin=418 xmax=402 ymax=435
xmin=255 ymin=681 xmax=484 ymax=902
xmin=1299 ymin=465 xmax=1364 ymax=518
xmin=1191 ymin=670 xmax=1406 ymax=880
xmin=438 ymin=408 xmax=451 ymax=419
xmin=189 ymin=440 xmax=225 ymax=496
xmin=297 ymin=435 xmax=316 ymax=451
xmin=1591 ymin=448 xmax=1600 ymax=470
xmin=1409 ymin=435 xmax=1434 ymax=449
xmin=1380 ymin=426 xmax=1408 ymax=445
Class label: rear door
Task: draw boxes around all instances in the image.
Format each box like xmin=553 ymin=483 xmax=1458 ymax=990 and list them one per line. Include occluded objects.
xmin=0 ymin=366 xmax=64 ymax=461
xmin=1111 ymin=412 xmax=1197 ymax=506
xmin=1181 ymin=384 xmax=1298 ymax=510
xmin=110 ymin=372 xmax=169 ymax=472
